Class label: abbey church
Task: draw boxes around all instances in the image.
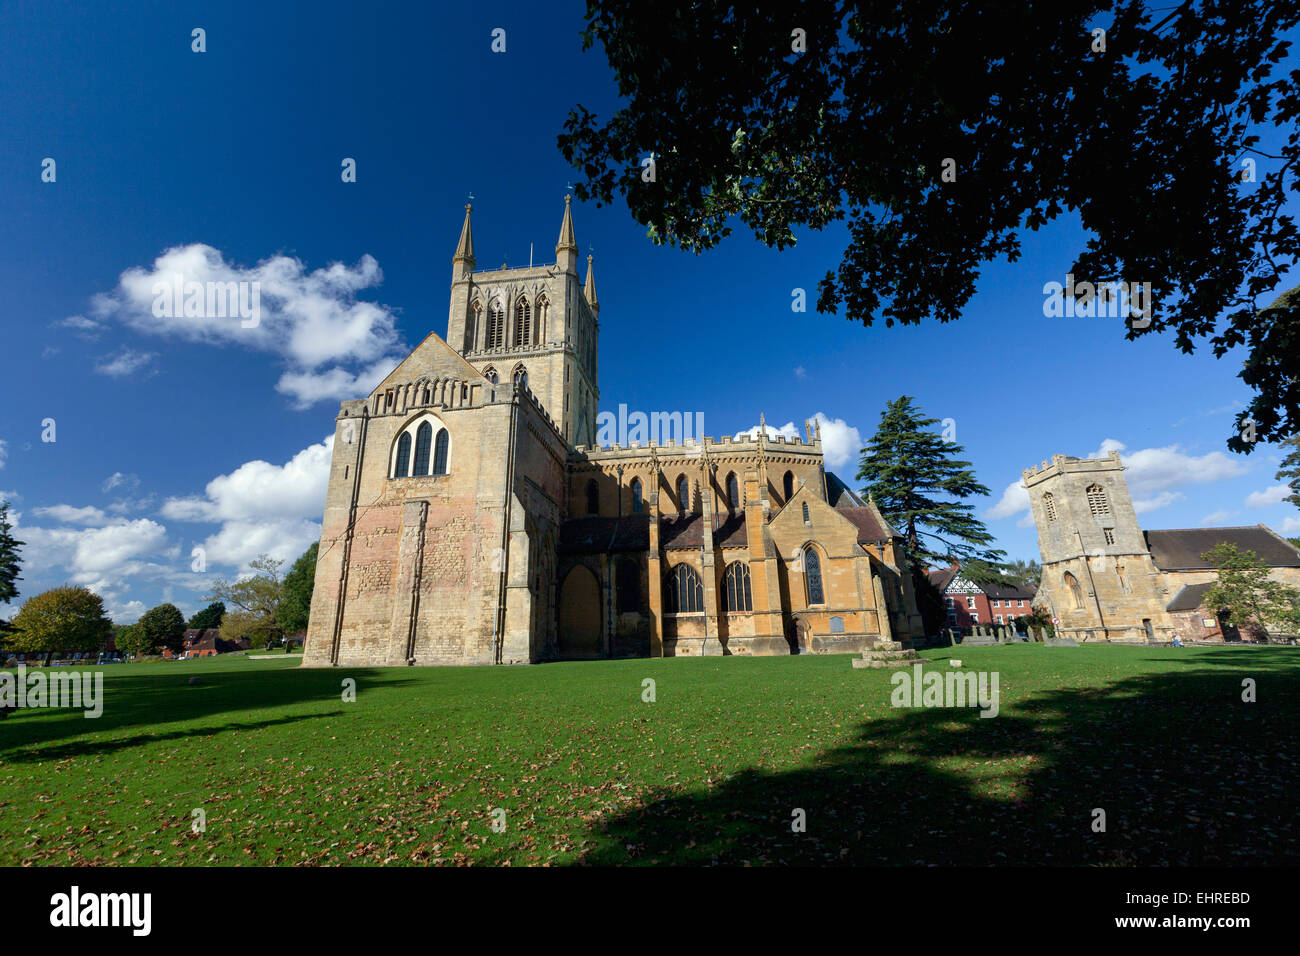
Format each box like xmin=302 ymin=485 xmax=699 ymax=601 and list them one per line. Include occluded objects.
xmin=302 ymin=197 xmax=923 ymax=666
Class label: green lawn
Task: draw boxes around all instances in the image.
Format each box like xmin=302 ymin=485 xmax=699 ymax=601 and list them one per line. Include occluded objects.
xmin=1 ymin=644 xmax=1295 ymax=865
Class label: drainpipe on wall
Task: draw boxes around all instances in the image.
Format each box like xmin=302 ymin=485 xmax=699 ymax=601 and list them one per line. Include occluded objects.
xmin=491 ymin=393 xmax=522 ymax=665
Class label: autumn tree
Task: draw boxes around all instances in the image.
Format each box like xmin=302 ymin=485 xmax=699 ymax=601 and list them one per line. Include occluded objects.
xmin=560 ymin=1 xmax=1300 ymax=450
xmin=9 ymin=586 xmax=113 ymax=664
xmin=207 ymin=555 xmax=284 ymax=650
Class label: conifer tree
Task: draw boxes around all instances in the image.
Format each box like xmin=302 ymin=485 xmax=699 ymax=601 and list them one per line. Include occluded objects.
xmin=857 ymin=396 xmax=1004 ymax=572
xmin=0 ymin=501 xmax=24 ymax=636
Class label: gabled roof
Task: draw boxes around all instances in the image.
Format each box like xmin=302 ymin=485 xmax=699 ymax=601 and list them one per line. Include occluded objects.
xmin=1144 ymin=526 xmax=1300 ymax=570
xmin=825 ymin=472 xmax=866 ymax=509
xmin=837 ymin=507 xmax=894 ymax=546
xmin=982 ymin=580 xmax=1037 ymax=601
xmin=373 ymin=331 xmax=487 ymax=394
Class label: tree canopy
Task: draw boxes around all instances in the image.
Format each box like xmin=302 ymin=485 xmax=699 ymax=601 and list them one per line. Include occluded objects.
xmin=187 ymin=600 xmax=226 ymax=631
xmin=1201 ymin=542 xmax=1300 ymax=639
xmin=277 ymin=542 xmax=318 ymax=634
xmin=138 ymin=603 xmax=187 ymax=653
xmin=560 ymin=1 xmax=1300 ymax=450
xmin=0 ymin=501 xmax=23 ymax=633
xmin=206 ymin=555 xmax=284 ymax=649
xmin=8 ymin=586 xmax=113 ymax=657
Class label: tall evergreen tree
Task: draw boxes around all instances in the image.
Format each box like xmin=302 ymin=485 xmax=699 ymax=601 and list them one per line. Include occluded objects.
xmin=0 ymin=501 xmax=23 ymax=635
xmin=857 ymin=396 xmax=1004 ymax=571
xmin=1276 ymin=436 xmax=1300 ymax=509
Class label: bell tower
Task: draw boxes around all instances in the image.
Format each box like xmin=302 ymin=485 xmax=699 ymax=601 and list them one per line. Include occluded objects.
xmin=445 ymin=196 xmax=600 ymax=445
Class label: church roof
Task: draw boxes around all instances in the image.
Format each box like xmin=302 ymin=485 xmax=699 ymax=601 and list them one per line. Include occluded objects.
xmin=836 ymin=506 xmax=894 ymax=545
xmin=660 ymin=512 xmax=748 ymax=550
xmin=825 ymin=472 xmax=865 ymax=508
xmin=1143 ymin=526 xmax=1300 ymax=570
xmin=558 ymin=515 xmax=650 ymax=553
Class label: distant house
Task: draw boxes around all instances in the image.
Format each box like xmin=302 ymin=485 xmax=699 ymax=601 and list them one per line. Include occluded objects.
xmin=928 ymin=565 xmax=1037 ymax=630
xmin=174 ymin=628 xmax=242 ymax=659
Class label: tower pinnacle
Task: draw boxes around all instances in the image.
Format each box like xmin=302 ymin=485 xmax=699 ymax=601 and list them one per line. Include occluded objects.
xmin=453 ymin=203 xmax=475 ymax=279
xmin=556 ymin=194 xmax=578 ymax=273
xmin=584 ymin=254 xmax=599 ymax=313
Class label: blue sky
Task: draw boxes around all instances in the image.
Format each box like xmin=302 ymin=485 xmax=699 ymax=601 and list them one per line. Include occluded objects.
xmin=2 ymin=0 xmax=1298 ymax=623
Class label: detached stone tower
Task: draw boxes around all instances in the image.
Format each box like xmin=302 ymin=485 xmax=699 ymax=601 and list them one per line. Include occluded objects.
xmin=1022 ymin=451 xmax=1168 ymax=642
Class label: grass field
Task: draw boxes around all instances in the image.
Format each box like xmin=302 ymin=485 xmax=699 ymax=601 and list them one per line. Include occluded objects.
xmin=1 ymin=644 xmax=1296 ymax=866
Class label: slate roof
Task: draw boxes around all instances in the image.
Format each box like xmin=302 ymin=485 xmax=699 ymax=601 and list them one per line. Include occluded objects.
xmin=1167 ymin=581 xmax=1215 ymax=612
xmin=1143 ymin=526 xmax=1300 ymax=570
xmin=982 ymin=580 xmax=1037 ymax=601
xmin=928 ymin=567 xmax=958 ymax=592
xmin=825 ymin=472 xmax=867 ymax=509
xmin=660 ymin=512 xmax=749 ymax=550
xmin=838 ymin=506 xmax=895 ymax=545
xmin=557 ymin=515 xmax=650 ymax=553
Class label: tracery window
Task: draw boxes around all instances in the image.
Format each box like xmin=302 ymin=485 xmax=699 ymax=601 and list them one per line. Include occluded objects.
xmin=804 ymin=547 xmax=825 ymax=605
xmin=667 ymin=563 xmax=704 ymax=614
xmin=723 ymin=561 xmax=753 ymax=612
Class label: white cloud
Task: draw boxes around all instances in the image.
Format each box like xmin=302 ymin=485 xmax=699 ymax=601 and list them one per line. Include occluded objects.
xmin=94 ymin=348 xmax=158 ymax=378
xmin=161 ymin=436 xmax=333 ymax=568
xmin=101 ymin=472 xmax=140 ymax=493
xmin=793 ymin=366 xmax=807 ymax=380
xmin=985 ymin=438 xmax=1248 ymax=521
xmin=810 ymin=412 xmax=861 ymax=471
xmin=1199 ymin=510 xmax=1232 ymax=526
xmin=735 ymin=421 xmax=800 ymax=442
xmin=0 ymin=439 xmax=7 ymax=469
xmin=1281 ymin=516 xmax=1300 ymax=534
xmin=32 ymin=504 xmax=110 ymax=526
xmin=77 ymin=243 xmax=406 ymax=408
xmin=1245 ymin=483 xmax=1290 ymax=508
xmin=105 ymin=599 xmax=147 ymax=625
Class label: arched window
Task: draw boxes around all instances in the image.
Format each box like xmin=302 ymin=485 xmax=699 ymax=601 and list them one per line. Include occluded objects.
xmin=1086 ymin=484 xmax=1110 ymax=517
xmin=804 ymin=547 xmax=825 ymax=605
xmin=677 ymin=475 xmax=690 ymax=514
xmin=433 ymin=429 xmax=449 ymax=475
xmin=586 ymin=478 xmax=599 ymax=516
xmin=802 ymin=502 xmax=811 ymax=523
xmin=484 ymin=367 xmax=499 ymax=385
xmin=413 ymin=422 xmax=433 ymax=476
xmin=617 ymin=557 xmax=640 ymax=613
xmin=726 ymin=472 xmax=739 ymax=513
xmin=487 ymin=299 xmax=505 ymax=349
xmin=667 ymin=563 xmax=704 ymax=613
xmin=631 ymin=477 xmax=643 ymax=513
xmin=536 ymin=295 xmax=550 ymax=344
xmin=514 ymin=297 xmax=532 ymax=346
xmin=1043 ymin=492 xmax=1058 ymax=522
xmin=783 ymin=470 xmax=795 ymax=502
xmin=513 ymin=366 xmax=528 ymax=391
xmin=723 ymin=561 xmax=752 ymax=612
xmin=467 ymin=301 xmax=482 ymax=351
xmin=1064 ymin=571 xmax=1084 ymax=609
xmin=394 ymin=432 xmax=411 ymax=478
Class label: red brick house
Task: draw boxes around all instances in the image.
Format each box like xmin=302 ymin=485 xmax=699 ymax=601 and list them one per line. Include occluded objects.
xmin=928 ymin=566 xmax=1037 ymax=630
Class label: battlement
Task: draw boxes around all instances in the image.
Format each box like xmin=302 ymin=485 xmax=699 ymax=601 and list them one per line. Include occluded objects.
xmin=1022 ymin=449 xmax=1122 ymax=484
xmin=570 ymin=418 xmax=824 ymax=461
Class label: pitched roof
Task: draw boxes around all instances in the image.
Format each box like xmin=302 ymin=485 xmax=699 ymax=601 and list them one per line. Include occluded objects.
xmin=1167 ymin=582 xmax=1215 ymax=612
xmin=1143 ymin=526 xmax=1300 ymax=570
xmin=982 ymin=580 xmax=1037 ymax=600
xmin=837 ymin=506 xmax=894 ymax=546
xmin=558 ymin=515 xmax=650 ymax=553
xmin=660 ymin=513 xmax=749 ymax=550
xmin=928 ymin=567 xmax=958 ymax=591
xmin=825 ymin=472 xmax=866 ymax=508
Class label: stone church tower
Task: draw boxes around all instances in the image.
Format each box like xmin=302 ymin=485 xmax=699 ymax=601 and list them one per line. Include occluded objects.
xmin=444 ymin=197 xmax=599 ymax=446
xmin=1023 ymin=451 xmax=1167 ymax=642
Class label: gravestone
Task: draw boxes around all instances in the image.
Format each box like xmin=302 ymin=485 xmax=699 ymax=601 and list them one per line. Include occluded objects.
xmin=963 ymin=625 xmax=999 ymax=647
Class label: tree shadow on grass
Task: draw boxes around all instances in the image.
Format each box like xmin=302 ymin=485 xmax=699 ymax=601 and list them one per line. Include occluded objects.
xmin=0 ymin=666 xmax=414 ymax=760
xmin=576 ymin=658 xmax=1299 ymax=865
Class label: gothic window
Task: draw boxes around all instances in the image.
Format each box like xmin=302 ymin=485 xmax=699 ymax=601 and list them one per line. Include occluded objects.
xmin=514 ymin=297 xmax=532 ymax=346
xmin=487 ymin=299 xmax=505 ymax=349
xmin=726 ymin=472 xmax=739 ymax=512
xmin=677 ymin=475 xmax=690 ymax=514
xmin=783 ymin=470 xmax=795 ymax=502
xmin=484 ymin=367 xmax=499 ymax=385
xmin=617 ymin=557 xmax=640 ymax=613
xmin=536 ymin=295 xmax=550 ymax=344
xmin=1086 ymin=484 xmax=1110 ymax=517
xmin=433 ymin=429 xmax=449 ymax=475
xmin=394 ymin=432 xmax=411 ymax=478
xmin=723 ymin=561 xmax=753 ymax=612
xmin=392 ymin=415 xmax=450 ymax=478
xmin=586 ymin=478 xmax=599 ymax=516
xmin=631 ymin=478 xmax=643 ymax=513
xmin=804 ymin=547 xmax=825 ymax=605
xmin=802 ymin=502 xmax=811 ymax=523
xmin=467 ymin=301 xmax=482 ymax=351
xmin=1043 ymin=492 xmax=1058 ymax=522
xmin=413 ymin=422 xmax=433 ymax=476
xmin=667 ymin=563 xmax=704 ymax=614
xmin=1064 ymin=571 xmax=1084 ymax=609
xmin=513 ymin=366 xmax=528 ymax=391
